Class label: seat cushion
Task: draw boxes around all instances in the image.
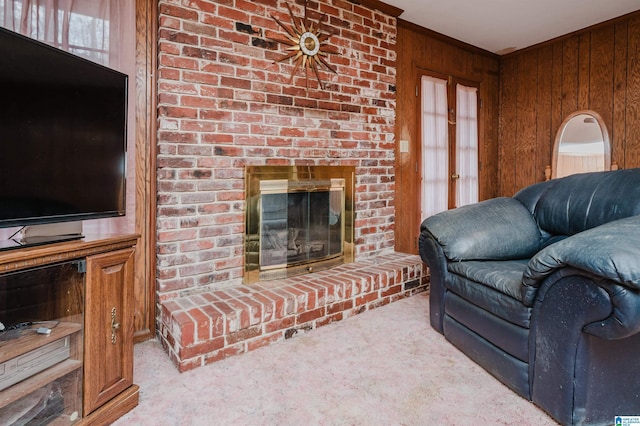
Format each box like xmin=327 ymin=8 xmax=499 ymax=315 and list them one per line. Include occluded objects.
xmin=448 ymin=259 xmax=535 ymax=303
xmin=447 ymin=260 xmax=533 ymax=327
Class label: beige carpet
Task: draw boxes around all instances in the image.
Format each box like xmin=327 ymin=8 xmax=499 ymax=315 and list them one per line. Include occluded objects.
xmin=114 ymin=293 xmax=558 ymax=425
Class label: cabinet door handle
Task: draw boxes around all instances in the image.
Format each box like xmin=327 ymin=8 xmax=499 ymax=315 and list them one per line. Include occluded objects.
xmin=111 ymin=307 xmax=121 ymax=344
xmin=451 ymin=173 xmax=460 ymax=180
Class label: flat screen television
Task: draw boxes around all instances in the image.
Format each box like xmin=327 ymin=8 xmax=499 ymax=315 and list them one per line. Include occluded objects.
xmin=0 ymin=27 xmax=128 ymax=249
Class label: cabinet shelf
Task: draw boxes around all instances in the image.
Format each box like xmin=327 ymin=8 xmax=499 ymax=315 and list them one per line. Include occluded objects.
xmin=0 ymin=358 xmax=82 ymax=409
xmin=0 ymin=322 xmax=82 ymax=364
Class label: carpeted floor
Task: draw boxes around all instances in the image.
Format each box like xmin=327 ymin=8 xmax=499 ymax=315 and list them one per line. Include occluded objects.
xmin=114 ymin=293 xmax=558 ymax=425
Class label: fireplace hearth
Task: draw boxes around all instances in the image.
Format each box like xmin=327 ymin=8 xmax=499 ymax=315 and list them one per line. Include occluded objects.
xmin=245 ymin=166 xmax=354 ymax=283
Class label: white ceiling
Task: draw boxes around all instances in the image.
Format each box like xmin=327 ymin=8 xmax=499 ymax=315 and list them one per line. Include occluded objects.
xmin=385 ymin=0 xmax=640 ymax=54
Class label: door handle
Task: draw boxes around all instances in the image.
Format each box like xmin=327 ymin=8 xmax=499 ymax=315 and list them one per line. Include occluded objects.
xmin=451 ymin=173 xmax=460 ymax=180
xmin=111 ymin=307 xmax=121 ymax=344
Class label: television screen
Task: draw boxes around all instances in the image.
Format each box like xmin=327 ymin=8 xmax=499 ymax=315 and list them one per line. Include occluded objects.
xmin=0 ymin=27 xmax=127 ymax=233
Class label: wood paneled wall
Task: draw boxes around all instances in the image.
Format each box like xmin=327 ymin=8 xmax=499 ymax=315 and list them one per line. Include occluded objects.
xmin=499 ymin=11 xmax=640 ymax=195
xmin=395 ymin=20 xmax=500 ymax=254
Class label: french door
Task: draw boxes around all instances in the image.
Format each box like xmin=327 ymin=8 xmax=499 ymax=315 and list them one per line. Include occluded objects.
xmin=420 ymin=72 xmax=479 ymax=219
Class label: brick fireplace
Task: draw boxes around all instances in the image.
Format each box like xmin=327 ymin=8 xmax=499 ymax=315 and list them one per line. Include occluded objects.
xmin=155 ymin=0 xmax=427 ymax=371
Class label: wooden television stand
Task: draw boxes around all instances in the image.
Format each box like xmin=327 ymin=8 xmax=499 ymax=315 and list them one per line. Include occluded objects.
xmin=0 ymin=234 xmax=139 ymax=425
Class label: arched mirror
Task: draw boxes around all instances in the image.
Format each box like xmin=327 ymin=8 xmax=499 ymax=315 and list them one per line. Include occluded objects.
xmin=551 ymin=110 xmax=611 ymax=179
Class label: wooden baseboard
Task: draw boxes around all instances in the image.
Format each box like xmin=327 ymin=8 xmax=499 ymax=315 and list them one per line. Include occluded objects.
xmin=80 ymin=384 xmax=139 ymax=425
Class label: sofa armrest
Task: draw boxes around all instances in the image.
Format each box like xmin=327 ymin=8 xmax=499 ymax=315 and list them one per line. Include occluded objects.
xmin=420 ymin=197 xmax=542 ymax=261
xmin=418 ymin=231 xmax=448 ymax=333
xmin=530 ymin=272 xmax=640 ymax=423
xmin=524 ymin=216 xmax=640 ymax=339
xmin=523 ymin=215 xmax=640 ymax=290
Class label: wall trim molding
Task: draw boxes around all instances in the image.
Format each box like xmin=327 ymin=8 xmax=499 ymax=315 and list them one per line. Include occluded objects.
xmin=352 ymin=0 xmax=403 ymax=18
xmin=398 ymin=18 xmax=498 ymax=58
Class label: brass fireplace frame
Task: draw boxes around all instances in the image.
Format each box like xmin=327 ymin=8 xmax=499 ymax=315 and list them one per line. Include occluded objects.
xmin=244 ymin=165 xmax=355 ymax=284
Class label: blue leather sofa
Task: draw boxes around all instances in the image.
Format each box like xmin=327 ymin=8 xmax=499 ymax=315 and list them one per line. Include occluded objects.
xmin=419 ymin=168 xmax=640 ymax=425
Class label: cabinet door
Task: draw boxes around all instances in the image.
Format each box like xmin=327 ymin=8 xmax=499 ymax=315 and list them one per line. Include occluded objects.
xmin=84 ymin=248 xmax=135 ymax=415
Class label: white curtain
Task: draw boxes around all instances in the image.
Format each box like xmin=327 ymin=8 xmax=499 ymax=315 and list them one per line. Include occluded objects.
xmin=421 ymin=76 xmax=449 ymax=219
xmin=0 ymin=0 xmax=136 ymax=237
xmin=455 ymin=84 xmax=479 ymax=207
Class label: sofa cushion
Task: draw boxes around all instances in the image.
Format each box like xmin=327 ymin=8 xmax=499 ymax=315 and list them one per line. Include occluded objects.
xmin=423 ymin=197 xmax=542 ymax=261
xmin=513 ymin=179 xmax=556 ymax=215
xmin=448 ymin=260 xmax=531 ymax=302
xmin=447 ymin=260 xmax=533 ymax=326
xmin=534 ymin=168 xmax=640 ymax=236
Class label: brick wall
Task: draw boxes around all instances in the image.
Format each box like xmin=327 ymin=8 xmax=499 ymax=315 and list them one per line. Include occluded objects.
xmin=156 ymin=0 xmax=398 ymax=302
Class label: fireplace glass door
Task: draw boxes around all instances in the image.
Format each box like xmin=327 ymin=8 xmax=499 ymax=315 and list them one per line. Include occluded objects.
xmin=245 ymin=166 xmax=354 ymax=283
xmin=260 ymin=186 xmax=343 ymax=269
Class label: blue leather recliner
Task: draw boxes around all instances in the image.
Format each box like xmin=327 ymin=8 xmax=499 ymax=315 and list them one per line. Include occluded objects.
xmin=419 ymin=168 xmax=640 ymax=426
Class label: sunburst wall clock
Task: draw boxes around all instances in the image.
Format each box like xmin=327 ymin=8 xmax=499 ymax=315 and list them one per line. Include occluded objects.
xmin=269 ymin=0 xmax=339 ymax=89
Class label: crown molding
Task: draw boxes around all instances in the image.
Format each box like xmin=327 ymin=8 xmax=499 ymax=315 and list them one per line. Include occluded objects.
xmin=351 ymin=0 xmax=403 ymax=18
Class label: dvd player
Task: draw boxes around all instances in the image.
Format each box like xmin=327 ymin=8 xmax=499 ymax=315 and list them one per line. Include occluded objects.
xmin=0 ymin=336 xmax=70 ymax=391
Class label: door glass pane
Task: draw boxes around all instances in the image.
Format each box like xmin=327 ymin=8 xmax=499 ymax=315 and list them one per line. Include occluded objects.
xmin=455 ymin=84 xmax=479 ymax=208
xmin=421 ymin=76 xmax=449 ymax=218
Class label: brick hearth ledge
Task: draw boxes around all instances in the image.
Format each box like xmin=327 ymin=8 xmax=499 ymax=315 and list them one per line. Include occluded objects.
xmin=159 ymin=253 xmax=428 ymax=372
